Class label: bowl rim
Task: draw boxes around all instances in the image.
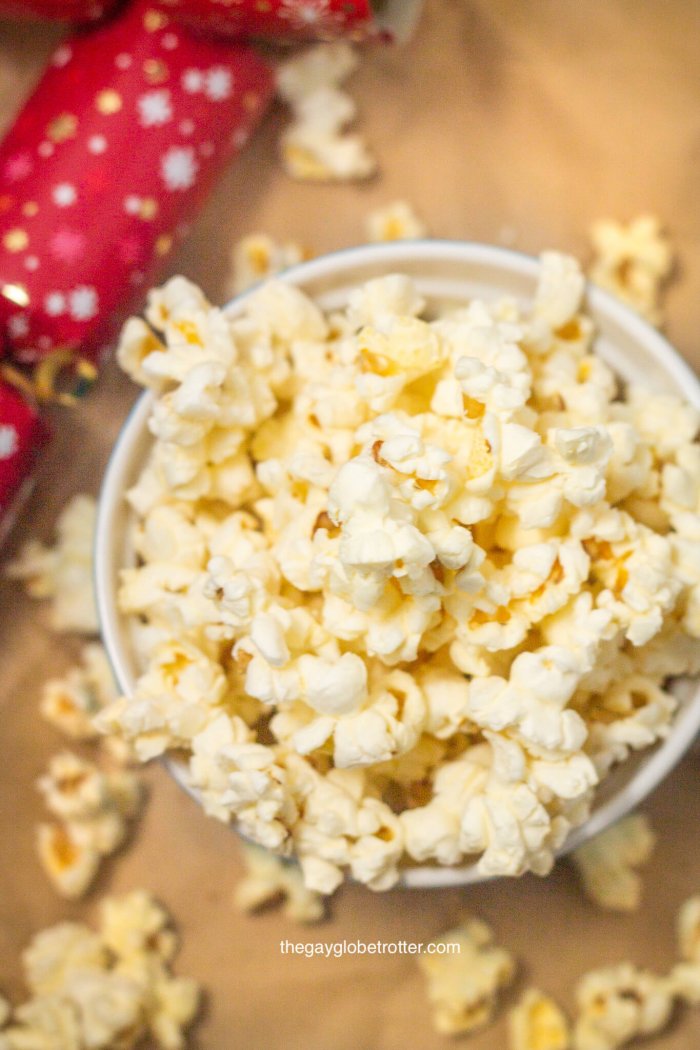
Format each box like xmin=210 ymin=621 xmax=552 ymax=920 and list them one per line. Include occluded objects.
xmin=95 ymin=239 xmax=700 ymax=890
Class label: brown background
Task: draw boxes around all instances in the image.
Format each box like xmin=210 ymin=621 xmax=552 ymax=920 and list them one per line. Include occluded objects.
xmin=1 ymin=1 xmax=700 ymax=1046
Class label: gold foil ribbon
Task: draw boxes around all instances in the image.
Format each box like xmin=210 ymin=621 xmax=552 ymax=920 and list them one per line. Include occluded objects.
xmin=1 ymin=348 xmax=97 ymax=406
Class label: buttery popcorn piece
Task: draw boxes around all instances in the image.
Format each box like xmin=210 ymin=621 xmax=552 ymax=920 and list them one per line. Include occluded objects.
xmin=277 ymin=44 xmax=377 ymax=183
xmin=509 ymin=988 xmax=571 ymax=1050
xmin=570 ymin=814 xmax=656 ymax=912
xmin=573 ymin=963 xmax=674 ymax=1050
xmin=101 ymin=252 xmax=700 ymax=891
xmin=663 ymin=893 xmax=700 ymax=1006
xmin=229 ymin=234 xmax=307 ymax=296
xmin=364 ymin=200 xmax=428 ymax=243
xmin=589 ymin=215 xmax=673 ymax=326
xmin=419 ymin=917 xmax=515 ymax=1035
xmin=35 ymin=752 xmax=143 ymax=899
xmin=6 ymin=494 xmax=98 ymax=634
xmin=40 ymin=644 xmax=118 ymax=743
xmin=234 ymin=842 xmax=325 ymax=922
xmin=677 ymin=895 xmax=700 ymax=963
xmin=0 ymin=892 xmax=200 ymax=1050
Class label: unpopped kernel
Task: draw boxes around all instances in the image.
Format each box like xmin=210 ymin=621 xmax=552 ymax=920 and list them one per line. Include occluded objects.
xmin=100 ymin=253 xmax=700 ymax=891
xmin=508 ymin=988 xmax=571 ymax=1050
xmin=570 ymin=813 xmax=656 ymax=912
xmin=6 ymin=494 xmax=98 ymax=634
xmin=418 ymin=916 xmax=515 ymax=1035
xmin=0 ymin=891 xmax=200 ymax=1050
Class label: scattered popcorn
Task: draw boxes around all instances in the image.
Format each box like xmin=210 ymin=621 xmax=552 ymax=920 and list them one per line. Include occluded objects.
xmin=570 ymin=814 xmax=656 ymax=912
xmin=40 ymin=643 xmax=118 ymax=743
xmin=508 ymin=988 xmax=571 ymax=1050
xmin=0 ymin=891 xmax=200 ymax=1050
xmin=364 ymin=200 xmax=428 ymax=243
xmin=229 ymin=234 xmax=308 ymax=296
xmin=277 ymin=44 xmax=377 ymax=182
xmin=234 ymin=842 xmax=325 ymax=923
xmin=589 ymin=215 xmax=673 ymax=326
xmin=6 ymin=494 xmax=98 ymax=634
xmin=666 ymin=894 xmax=700 ymax=1007
xmin=418 ymin=916 xmax=515 ymax=1035
xmin=35 ymin=751 xmax=143 ymax=899
xmin=275 ymin=42 xmax=359 ymax=106
xmin=100 ymin=252 xmax=700 ymax=891
xmin=572 ymin=963 xmax=674 ymax=1050
xmin=677 ymin=895 xmax=700 ymax=963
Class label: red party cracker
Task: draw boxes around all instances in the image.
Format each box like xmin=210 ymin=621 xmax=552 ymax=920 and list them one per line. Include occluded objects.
xmin=155 ymin=0 xmax=388 ymax=43
xmin=0 ymin=379 xmax=49 ymax=540
xmin=0 ymin=0 xmax=274 ymax=367
xmin=0 ymin=0 xmax=119 ymax=23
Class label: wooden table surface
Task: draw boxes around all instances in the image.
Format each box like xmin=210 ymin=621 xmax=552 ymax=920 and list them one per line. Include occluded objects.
xmin=1 ymin=1 xmax=700 ymax=1046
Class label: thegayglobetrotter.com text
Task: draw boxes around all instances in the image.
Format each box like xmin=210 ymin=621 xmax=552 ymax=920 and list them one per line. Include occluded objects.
xmin=280 ymin=939 xmax=461 ymax=959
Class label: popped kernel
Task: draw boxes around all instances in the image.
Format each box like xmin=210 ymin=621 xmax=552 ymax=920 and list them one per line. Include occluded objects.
xmin=508 ymin=988 xmax=571 ymax=1050
xmin=364 ymin=200 xmax=428 ymax=243
xmin=418 ymin=916 xmax=515 ymax=1035
xmin=35 ymin=752 xmax=143 ymax=899
xmin=234 ymin=842 xmax=325 ymax=923
xmin=570 ymin=814 xmax=656 ymax=912
xmin=6 ymin=494 xmax=98 ymax=634
xmin=1 ymin=892 xmax=200 ymax=1050
xmin=589 ymin=215 xmax=673 ymax=326
xmin=277 ymin=44 xmax=376 ymax=183
xmin=229 ymin=233 xmax=307 ymax=295
xmin=677 ymin=895 xmax=700 ymax=963
xmin=573 ymin=963 xmax=674 ymax=1050
xmin=40 ymin=644 xmax=119 ymax=743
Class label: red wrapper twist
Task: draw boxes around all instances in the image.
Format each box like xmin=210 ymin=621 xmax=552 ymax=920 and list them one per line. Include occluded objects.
xmin=155 ymin=0 xmax=422 ymax=43
xmin=0 ymin=378 xmax=49 ymax=536
xmin=0 ymin=0 xmax=119 ymax=23
xmin=0 ymin=0 xmax=119 ymax=21
xmin=0 ymin=1 xmax=274 ymax=368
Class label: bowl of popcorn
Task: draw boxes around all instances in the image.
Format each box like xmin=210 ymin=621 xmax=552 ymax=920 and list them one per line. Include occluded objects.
xmin=95 ymin=240 xmax=700 ymax=893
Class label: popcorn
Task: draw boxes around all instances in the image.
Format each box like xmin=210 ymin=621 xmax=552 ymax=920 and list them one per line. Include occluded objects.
xmin=40 ymin=644 xmax=118 ymax=743
xmin=277 ymin=44 xmax=376 ymax=182
xmin=508 ymin=988 xmax=571 ymax=1050
xmin=572 ymin=963 xmax=674 ymax=1050
xmin=102 ymin=253 xmax=700 ymax=890
xmin=589 ymin=215 xmax=673 ymax=326
xmin=1 ymin=892 xmax=200 ymax=1050
xmin=570 ymin=814 xmax=656 ymax=912
xmin=275 ymin=42 xmax=359 ymax=105
xmin=665 ymin=895 xmax=700 ymax=1006
xmin=6 ymin=494 xmax=98 ymax=634
xmin=456 ymin=733 xmax=597 ymax=877
xmin=535 ymin=251 xmax=586 ymax=330
xmin=418 ymin=916 xmax=515 ymax=1035
xmin=229 ymin=234 xmax=307 ymax=295
xmin=234 ymin=842 xmax=325 ymax=922
xmin=582 ymin=675 xmax=677 ymax=776
xmin=35 ymin=752 xmax=143 ymax=899
xmin=364 ymin=200 xmax=428 ymax=243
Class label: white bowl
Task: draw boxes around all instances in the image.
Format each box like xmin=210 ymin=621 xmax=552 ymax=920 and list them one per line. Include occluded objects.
xmin=96 ymin=240 xmax=700 ymax=889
